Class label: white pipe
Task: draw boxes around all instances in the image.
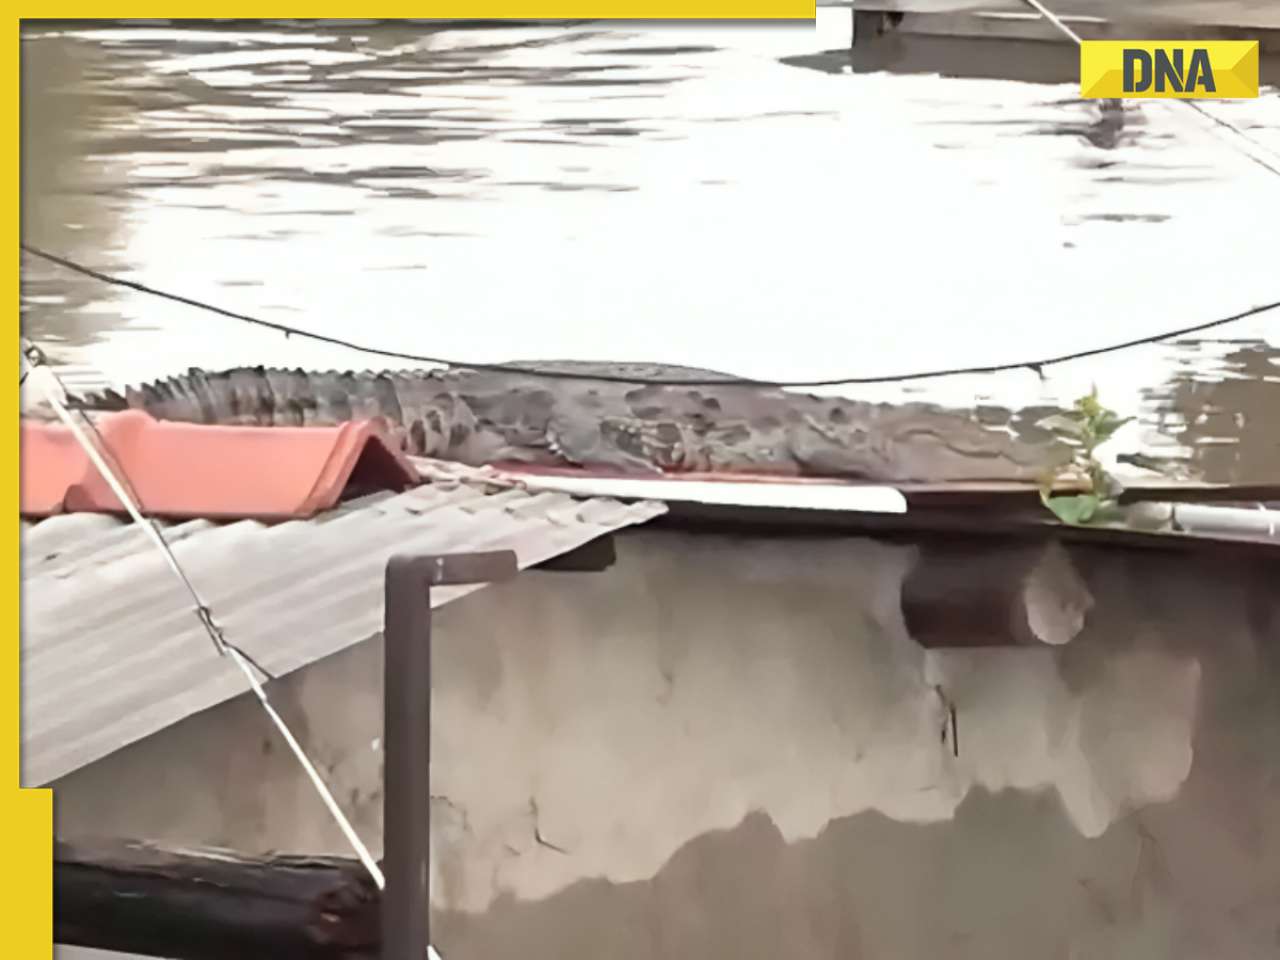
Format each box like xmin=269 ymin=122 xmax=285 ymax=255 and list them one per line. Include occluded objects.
xmin=511 ymin=473 xmax=908 ymax=514
xmin=1172 ymin=503 xmax=1280 ymax=540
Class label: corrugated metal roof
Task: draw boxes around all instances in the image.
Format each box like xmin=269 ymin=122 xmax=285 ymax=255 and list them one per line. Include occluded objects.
xmin=20 ymin=476 xmax=665 ymax=788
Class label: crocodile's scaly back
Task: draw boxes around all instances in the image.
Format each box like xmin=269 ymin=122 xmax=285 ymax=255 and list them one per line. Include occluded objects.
xmin=71 ymin=364 xmax=1071 ymax=483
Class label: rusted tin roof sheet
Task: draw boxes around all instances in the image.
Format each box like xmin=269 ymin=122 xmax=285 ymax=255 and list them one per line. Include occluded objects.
xmin=19 ymin=473 xmax=665 ymax=787
xmin=20 ymin=411 xmax=418 ymax=521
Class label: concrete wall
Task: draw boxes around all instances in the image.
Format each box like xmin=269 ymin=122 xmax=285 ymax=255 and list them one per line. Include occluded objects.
xmin=53 ymin=529 xmax=1280 ymax=959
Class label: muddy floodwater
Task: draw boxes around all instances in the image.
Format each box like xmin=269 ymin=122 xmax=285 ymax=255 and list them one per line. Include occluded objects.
xmin=19 ymin=14 xmax=1280 ymax=484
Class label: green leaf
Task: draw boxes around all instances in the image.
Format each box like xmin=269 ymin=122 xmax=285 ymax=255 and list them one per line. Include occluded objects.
xmin=1090 ymin=500 xmax=1125 ymax=525
xmin=1043 ymin=389 xmax=1127 ymax=523
xmin=1075 ymin=385 xmax=1103 ymax=420
xmin=1043 ymin=493 xmax=1100 ymax=525
xmin=1036 ymin=413 xmax=1086 ymax=438
xmin=1091 ymin=413 xmax=1133 ymax=443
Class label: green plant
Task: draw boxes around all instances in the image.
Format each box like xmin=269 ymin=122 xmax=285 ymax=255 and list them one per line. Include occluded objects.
xmin=1037 ymin=387 xmax=1132 ymax=526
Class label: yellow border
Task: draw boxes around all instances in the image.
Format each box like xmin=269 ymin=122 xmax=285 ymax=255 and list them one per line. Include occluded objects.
xmin=18 ymin=4 xmax=814 ymax=17
xmin=12 ymin=17 xmax=54 ymax=959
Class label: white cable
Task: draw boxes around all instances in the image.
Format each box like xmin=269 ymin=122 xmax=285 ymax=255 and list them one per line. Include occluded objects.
xmin=225 ymin=645 xmax=385 ymax=889
xmin=1018 ymin=0 xmax=1084 ymax=45
xmin=1017 ymin=0 xmax=1280 ymax=179
xmin=25 ymin=350 xmax=388 ymax=893
xmin=40 ymin=375 xmax=191 ymax=585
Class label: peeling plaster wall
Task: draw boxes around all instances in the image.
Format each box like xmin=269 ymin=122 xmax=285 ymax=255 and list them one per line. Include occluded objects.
xmin=52 ymin=531 xmax=1280 ymax=959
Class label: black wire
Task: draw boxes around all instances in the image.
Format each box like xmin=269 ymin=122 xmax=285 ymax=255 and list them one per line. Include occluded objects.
xmin=21 ymin=242 xmax=1280 ymax=388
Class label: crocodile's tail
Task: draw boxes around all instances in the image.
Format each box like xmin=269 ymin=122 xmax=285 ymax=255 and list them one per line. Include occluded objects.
xmin=71 ymin=366 xmax=477 ymax=458
xmin=79 ymin=366 xmax=411 ymax=423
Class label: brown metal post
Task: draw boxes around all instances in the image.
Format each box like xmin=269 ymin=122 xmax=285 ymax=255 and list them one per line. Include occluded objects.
xmin=382 ymin=551 xmax=518 ymax=960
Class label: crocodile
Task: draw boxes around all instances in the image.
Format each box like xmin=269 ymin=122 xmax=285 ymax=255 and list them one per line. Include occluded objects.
xmin=67 ymin=361 xmax=1072 ymax=483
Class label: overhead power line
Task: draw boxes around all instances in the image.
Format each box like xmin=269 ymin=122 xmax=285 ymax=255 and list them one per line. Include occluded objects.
xmin=21 ymin=243 xmax=1280 ymax=389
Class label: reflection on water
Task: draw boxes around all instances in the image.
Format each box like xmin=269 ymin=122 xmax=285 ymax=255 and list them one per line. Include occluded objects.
xmin=1148 ymin=341 xmax=1280 ymax=485
xmin=20 ymin=33 xmax=135 ymax=347
xmin=18 ymin=16 xmax=1280 ymax=482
